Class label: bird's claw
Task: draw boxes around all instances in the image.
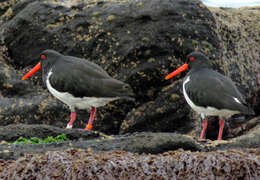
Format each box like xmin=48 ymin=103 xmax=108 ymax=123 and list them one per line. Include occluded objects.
xmin=66 ymin=124 xmax=73 ymax=129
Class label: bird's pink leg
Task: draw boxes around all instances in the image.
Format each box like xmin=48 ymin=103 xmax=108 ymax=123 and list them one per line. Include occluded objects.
xmin=85 ymin=107 xmax=96 ymax=130
xmin=66 ymin=112 xmax=76 ymax=129
xmin=217 ymin=119 xmax=225 ymax=140
xmin=199 ymin=119 xmax=208 ymax=139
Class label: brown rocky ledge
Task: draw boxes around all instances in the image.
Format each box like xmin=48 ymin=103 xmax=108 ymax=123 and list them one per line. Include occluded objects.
xmin=0 ymin=148 xmax=259 ymax=179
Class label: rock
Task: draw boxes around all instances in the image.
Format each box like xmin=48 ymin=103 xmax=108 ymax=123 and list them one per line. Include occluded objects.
xmin=0 ymin=0 xmax=223 ymax=135
xmin=208 ymin=7 xmax=260 ymax=134
xmin=0 ymin=89 xmax=70 ymax=128
xmin=0 ymin=124 xmax=258 ymax=179
xmin=203 ymin=6 xmax=260 ymax=139
xmin=209 ymin=118 xmax=260 ymax=151
xmin=0 ymin=124 xmax=101 ymax=142
xmin=120 ymin=80 xmax=193 ymax=134
xmin=0 ymin=148 xmax=259 ymax=179
xmin=0 ymin=1 xmax=259 ymax=178
xmin=0 ymin=49 xmax=80 ymax=129
xmin=0 ymin=54 xmax=71 ymax=127
xmin=209 ymin=7 xmax=260 ymax=103
xmin=0 ymin=0 xmax=258 ymax=139
xmin=0 ymin=123 xmax=260 ymax=160
xmin=226 ymin=116 xmax=260 ymax=139
xmin=0 ymin=124 xmax=204 ymax=160
xmin=0 ymin=0 xmax=16 ymax=17
xmin=0 ymin=0 xmax=220 ymax=67
xmin=0 ymin=54 xmax=29 ymax=97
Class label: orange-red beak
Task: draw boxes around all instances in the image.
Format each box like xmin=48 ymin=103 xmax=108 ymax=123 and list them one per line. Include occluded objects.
xmin=22 ymin=62 xmax=41 ymax=80
xmin=165 ymin=63 xmax=188 ymax=80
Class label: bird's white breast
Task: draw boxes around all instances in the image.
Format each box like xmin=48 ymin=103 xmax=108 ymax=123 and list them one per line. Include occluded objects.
xmin=46 ymin=71 xmax=119 ymax=110
xmin=182 ymin=76 xmax=240 ymax=118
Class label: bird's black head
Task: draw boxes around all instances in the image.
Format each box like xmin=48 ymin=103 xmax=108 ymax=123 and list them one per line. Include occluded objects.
xmin=186 ymin=51 xmax=212 ymax=71
xmin=40 ymin=49 xmax=62 ymax=65
xmin=40 ymin=49 xmax=63 ymax=75
xmin=165 ymin=51 xmax=212 ymax=80
xmin=22 ymin=49 xmax=63 ymax=81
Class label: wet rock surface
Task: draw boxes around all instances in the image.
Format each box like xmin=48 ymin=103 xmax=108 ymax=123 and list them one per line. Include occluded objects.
xmin=0 ymin=124 xmax=101 ymax=142
xmin=0 ymin=124 xmax=203 ymax=160
xmin=0 ymin=122 xmax=260 ymax=161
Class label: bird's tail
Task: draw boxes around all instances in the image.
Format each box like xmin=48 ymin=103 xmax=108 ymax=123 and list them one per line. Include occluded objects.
xmin=241 ymin=105 xmax=255 ymax=115
xmin=246 ymin=107 xmax=255 ymax=115
xmin=120 ymin=83 xmax=135 ymax=101
xmin=102 ymin=78 xmax=135 ymax=100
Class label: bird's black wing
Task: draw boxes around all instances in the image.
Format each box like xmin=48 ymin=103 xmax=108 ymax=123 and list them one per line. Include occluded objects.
xmin=185 ymin=69 xmax=252 ymax=114
xmin=48 ymin=59 xmax=134 ymax=99
xmin=64 ymin=55 xmax=111 ymax=78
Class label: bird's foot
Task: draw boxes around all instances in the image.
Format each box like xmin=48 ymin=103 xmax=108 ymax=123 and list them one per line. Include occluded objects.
xmin=77 ymin=128 xmax=90 ymax=131
xmin=66 ymin=124 xmax=73 ymax=129
xmin=198 ymin=138 xmax=207 ymax=142
xmin=67 ymin=112 xmax=76 ymax=129
xmin=85 ymin=124 xmax=92 ymax=131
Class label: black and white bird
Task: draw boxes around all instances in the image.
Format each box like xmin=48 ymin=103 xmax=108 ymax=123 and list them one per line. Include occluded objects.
xmin=23 ymin=49 xmax=134 ymax=130
xmin=165 ymin=51 xmax=254 ymax=140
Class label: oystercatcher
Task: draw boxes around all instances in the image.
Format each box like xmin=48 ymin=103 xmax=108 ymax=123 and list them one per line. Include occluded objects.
xmin=165 ymin=51 xmax=254 ymax=140
xmin=22 ymin=49 xmax=134 ymax=130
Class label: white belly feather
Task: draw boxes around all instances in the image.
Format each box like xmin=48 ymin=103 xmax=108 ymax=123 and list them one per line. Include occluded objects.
xmin=46 ymin=71 xmax=119 ymax=110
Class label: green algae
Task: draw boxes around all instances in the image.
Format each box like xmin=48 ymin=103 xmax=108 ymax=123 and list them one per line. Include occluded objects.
xmin=10 ymin=134 xmax=70 ymax=145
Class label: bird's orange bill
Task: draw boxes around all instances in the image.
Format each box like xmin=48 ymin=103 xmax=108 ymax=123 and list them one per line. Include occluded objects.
xmin=22 ymin=62 xmax=41 ymax=80
xmin=165 ymin=63 xmax=188 ymax=80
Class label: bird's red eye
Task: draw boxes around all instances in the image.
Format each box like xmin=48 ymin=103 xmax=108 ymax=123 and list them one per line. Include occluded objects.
xmin=189 ymin=57 xmax=195 ymax=61
xmin=41 ymin=54 xmax=46 ymax=60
